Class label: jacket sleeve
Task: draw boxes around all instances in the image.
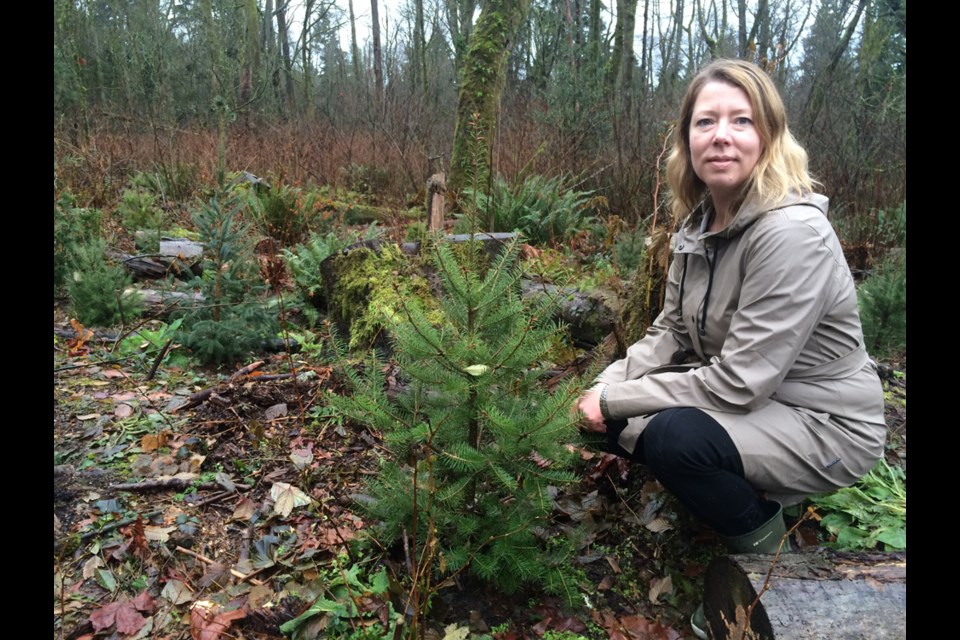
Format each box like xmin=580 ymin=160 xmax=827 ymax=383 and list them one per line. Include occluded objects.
xmin=603 ymin=216 xmax=838 ymax=418
xmin=594 ymin=249 xmax=695 ymax=385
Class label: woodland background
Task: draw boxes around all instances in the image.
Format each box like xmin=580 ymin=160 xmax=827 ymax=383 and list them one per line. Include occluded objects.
xmin=53 ymin=1 xmax=906 ymax=639
xmin=54 ymin=0 xmax=905 ymax=225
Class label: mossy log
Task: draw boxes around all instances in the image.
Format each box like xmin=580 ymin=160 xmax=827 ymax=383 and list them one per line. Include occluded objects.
xmin=703 ymin=550 xmax=906 ymax=640
xmin=317 ymin=232 xmax=617 ymax=349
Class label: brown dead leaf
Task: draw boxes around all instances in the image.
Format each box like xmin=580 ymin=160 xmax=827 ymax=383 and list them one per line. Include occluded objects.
xmin=619 ymin=614 xmax=682 ymax=640
xmin=230 ymin=497 xmax=257 ymax=522
xmin=114 ymin=403 xmax=134 ymax=418
xmin=605 ymin=555 xmax=621 ymax=574
xmin=132 ymin=590 xmax=156 ymax=612
xmin=598 ymin=575 xmax=615 ymax=591
xmin=645 ymin=517 xmax=673 ymax=533
xmin=89 ymin=600 xmax=147 ymax=635
xmin=264 ymin=403 xmax=288 ymax=420
xmin=103 ymin=369 xmax=127 ymax=379
xmin=190 ymin=600 xmax=246 ymax=640
xmin=648 ymin=574 xmax=674 ymax=604
xmin=141 ymin=431 xmax=171 ymax=452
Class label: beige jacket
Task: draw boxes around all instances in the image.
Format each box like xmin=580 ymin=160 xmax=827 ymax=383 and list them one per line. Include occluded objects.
xmin=596 ymin=192 xmax=887 ymax=505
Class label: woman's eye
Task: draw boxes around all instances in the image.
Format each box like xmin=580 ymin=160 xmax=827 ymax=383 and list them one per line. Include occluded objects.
xmin=695 ymin=118 xmax=713 ymax=127
xmin=734 ymin=117 xmax=753 ymax=126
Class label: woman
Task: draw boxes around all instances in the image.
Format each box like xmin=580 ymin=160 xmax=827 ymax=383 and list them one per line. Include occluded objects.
xmin=576 ymin=59 xmax=887 ymax=637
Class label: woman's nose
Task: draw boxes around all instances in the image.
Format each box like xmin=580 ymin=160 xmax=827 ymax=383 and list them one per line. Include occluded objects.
xmin=713 ymin=120 xmax=730 ymax=144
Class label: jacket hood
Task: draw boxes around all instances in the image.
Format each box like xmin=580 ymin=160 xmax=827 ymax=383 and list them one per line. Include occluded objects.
xmin=685 ymin=191 xmax=829 ymax=239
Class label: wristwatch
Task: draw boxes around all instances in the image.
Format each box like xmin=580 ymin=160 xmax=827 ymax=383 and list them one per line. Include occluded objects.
xmin=598 ymin=384 xmax=611 ymax=420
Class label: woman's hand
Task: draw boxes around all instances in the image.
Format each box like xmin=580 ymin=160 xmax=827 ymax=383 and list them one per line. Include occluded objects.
xmin=577 ymin=387 xmax=607 ymax=433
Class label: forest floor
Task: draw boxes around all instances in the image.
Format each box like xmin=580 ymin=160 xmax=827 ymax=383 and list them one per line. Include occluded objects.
xmin=53 ymin=299 xmax=906 ymax=640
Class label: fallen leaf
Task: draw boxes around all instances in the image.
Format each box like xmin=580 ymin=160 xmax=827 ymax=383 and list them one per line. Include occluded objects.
xmin=190 ymin=600 xmax=246 ymax=640
xmin=141 ymin=432 xmax=171 ymax=452
xmin=230 ymin=497 xmax=257 ymax=522
xmin=82 ymin=556 xmax=103 ymax=579
xmin=290 ymin=447 xmax=313 ymax=469
xmin=103 ymin=369 xmax=127 ymax=379
xmin=648 ymin=574 xmax=674 ymax=605
xmin=605 ymin=555 xmax=621 ymax=573
xmin=214 ymin=471 xmax=236 ymax=492
xmin=77 ymin=413 xmax=101 ymax=421
xmin=132 ymin=590 xmax=155 ymax=612
xmin=144 ymin=525 xmax=178 ymax=542
xmin=645 ymin=517 xmax=673 ymax=533
xmin=115 ymin=403 xmax=134 ymax=418
xmin=598 ymin=575 xmax=615 ymax=591
xmin=269 ymin=482 xmax=311 ymax=517
xmin=161 ymin=579 xmax=194 ymax=605
xmin=264 ymin=403 xmax=288 ymax=420
xmin=89 ymin=600 xmax=147 ymax=635
xmin=96 ymin=568 xmax=117 ymax=592
xmin=619 ymin=614 xmax=682 ymax=639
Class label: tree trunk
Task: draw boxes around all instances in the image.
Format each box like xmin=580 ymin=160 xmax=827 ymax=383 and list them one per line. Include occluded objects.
xmin=301 ymin=0 xmax=316 ymax=120
xmin=703 ymin=550 xmax=906 ymax=640
xmin=446 ymin=0 xmax=479 ymax=72
xmin=370 ymin=0 xmax=384 ymax=114
xmin=414 ymin=0 xmax=428 ymax=96
xmin=276 ymin=0 xmax=296 ymax=115
xmin=348 ymin=0 xmax=363 ymax=82
xmin=448 ymin=0 xmax=533 ymax=199
xmin=801 ymin=0 xmax=869 ymax=135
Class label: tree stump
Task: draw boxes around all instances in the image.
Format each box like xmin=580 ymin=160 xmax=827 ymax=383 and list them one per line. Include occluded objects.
xmin=703 ymin=550 xmax=906 ymax=639
xmin=427 ymin=172 xmax=447 ymax=231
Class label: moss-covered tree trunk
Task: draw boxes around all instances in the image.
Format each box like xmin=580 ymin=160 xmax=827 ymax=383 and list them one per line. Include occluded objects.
xmin=448 ymin=0 xmax=532 ymax=200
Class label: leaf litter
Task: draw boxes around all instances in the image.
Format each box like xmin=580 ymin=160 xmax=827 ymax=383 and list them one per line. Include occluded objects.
xmin=54 ymin=315 xmax=907 ymax=639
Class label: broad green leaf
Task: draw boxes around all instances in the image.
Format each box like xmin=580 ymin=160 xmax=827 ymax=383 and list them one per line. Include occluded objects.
xmin=96 ymin=568 xmax=117 ymax=592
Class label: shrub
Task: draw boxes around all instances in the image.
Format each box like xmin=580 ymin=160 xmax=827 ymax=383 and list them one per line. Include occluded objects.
xmin=857 ymin=253 xmax=906 ymax=358
xmin=175 ymin=197 xmax=278 ymax=364
xmin=66 ymin=238 xmax=142 ymax=327
xmin=244 ymin=182 xmax=310 ymax=245
xmin=54 ymin=192 xmax=102 ymax=294
xmin=324 ymin=236 xmax=584 ymax=610
xmin=117 ymin=186 xmax=164 ymax=232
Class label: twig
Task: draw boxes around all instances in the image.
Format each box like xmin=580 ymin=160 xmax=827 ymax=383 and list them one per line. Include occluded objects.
xmin=186 ymin=490 xmax=236 ymax=509
xmin=77 ymin=509 xmax=164 ymax=544
xmin=228 ymin=360 xmax=265 ymax=382
xmin=174 ymin=545 xmax=265 ymax=586
xmin=145 ymin=338 xmax=173 ymax=381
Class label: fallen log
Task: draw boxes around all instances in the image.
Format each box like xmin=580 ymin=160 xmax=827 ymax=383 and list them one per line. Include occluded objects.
xmin=702 ymin=550 xmax=906 ymax=639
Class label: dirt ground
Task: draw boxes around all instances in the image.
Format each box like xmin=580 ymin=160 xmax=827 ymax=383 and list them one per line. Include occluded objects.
xmin=53 ymin=306 xmax=906 ymax=640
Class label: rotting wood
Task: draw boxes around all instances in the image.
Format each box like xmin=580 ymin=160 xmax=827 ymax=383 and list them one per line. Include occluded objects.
xmin=703 ymin=550 xmax=907 ymax=640
xmin=109 ymin=478 xmax=253 ymax=492
xmin=427 ymin=172 xmax=447 ymax=231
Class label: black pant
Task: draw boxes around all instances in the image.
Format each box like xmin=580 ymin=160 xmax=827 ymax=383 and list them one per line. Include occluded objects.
xmin=606 ymin=407 xmax=772 ymax=537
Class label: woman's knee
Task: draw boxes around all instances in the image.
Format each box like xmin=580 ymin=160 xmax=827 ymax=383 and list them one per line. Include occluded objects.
xmin=643 ymin=408 xmax=741 ymax=474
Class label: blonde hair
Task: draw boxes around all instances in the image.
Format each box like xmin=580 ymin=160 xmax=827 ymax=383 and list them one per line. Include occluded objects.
xmin=665 ymin=58 xmax=816 ymax=220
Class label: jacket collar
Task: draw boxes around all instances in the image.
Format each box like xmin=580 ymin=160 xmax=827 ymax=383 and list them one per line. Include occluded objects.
xmin=683 ymin=191 xmax=827 ymax=241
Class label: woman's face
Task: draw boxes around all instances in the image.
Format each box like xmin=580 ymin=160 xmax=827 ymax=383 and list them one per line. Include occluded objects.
xmin=689 ymin=81 xmax=763 ymax=202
